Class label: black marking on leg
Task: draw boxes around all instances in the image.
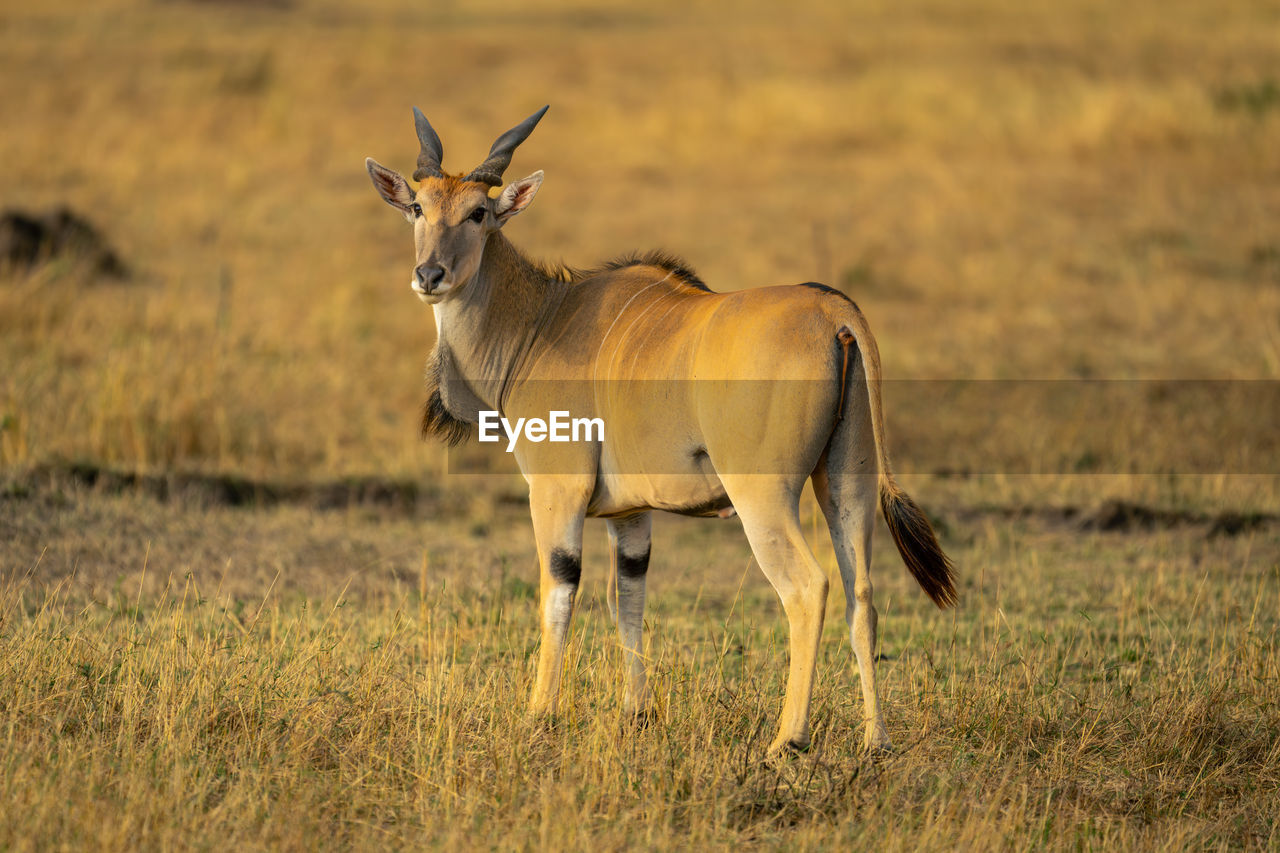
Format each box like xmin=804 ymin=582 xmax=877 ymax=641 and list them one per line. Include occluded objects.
xmin=549 ymin=549 xmax=581 ymax=586
xmin=618 ymin=548 xmax=650 ymax=579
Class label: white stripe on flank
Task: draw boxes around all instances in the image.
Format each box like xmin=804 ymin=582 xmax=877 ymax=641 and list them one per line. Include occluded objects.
xmin=592 ymin=274 xmax=673 ymax=384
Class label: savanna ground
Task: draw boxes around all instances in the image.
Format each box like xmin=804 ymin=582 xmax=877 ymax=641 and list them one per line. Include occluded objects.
xmin=2 ymin=0 xmax=1279 ymax=848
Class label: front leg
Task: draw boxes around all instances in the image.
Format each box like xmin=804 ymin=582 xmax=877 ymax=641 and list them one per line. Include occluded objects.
xmin=527 ymin=475 xmax=592 ymax=717
xmin=607 ymin=512 xmax=652 ymax=717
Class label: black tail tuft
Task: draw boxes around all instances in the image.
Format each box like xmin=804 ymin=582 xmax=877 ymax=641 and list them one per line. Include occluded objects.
xmin=881 ymin=484 xmax=957 ymax=609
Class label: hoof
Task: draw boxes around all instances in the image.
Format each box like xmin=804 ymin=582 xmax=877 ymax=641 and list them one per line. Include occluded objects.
xmin=627 ymin=707 xmax=658 ymax=730
xmin=863 ymin=734 xmax=894 ymax=755
xmin=765 ymin=737 xmax=811 ymax=760
xmin=527 ymin=710 xmax=559 ymax=732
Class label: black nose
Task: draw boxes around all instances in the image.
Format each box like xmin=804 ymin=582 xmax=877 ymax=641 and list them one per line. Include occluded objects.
xmin=414 ymin=263 xmax=446 ymax=289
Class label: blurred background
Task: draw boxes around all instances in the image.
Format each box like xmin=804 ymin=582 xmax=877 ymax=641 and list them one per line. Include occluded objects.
xmin=5 ymin=6 xmax=1280 ymax=844
xmin=2 ymin=0 xmax=1278 ymax=486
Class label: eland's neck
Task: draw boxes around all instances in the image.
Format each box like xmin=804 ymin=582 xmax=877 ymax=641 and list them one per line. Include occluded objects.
xmin=431 ymin=232 xmax=566 ymax=411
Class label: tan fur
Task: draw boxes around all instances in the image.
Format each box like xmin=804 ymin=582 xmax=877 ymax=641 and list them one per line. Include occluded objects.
xmin=366 ymin=118 xmax=957 ymax=755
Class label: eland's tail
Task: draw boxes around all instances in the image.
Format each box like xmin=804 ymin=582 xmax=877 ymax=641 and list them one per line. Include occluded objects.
xmin=837 ymin=315 xmax=958 ymax=609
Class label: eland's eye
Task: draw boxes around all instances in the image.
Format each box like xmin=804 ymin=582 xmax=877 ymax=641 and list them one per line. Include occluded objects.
xmin=410 ymin=203 xmax=423 ymax=218
xmin=468 ymin=206 xmax=487 ymax=223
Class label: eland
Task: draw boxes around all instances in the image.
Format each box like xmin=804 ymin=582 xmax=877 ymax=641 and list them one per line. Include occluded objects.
xmin=365 ymin=105 xmax=957 ymax=754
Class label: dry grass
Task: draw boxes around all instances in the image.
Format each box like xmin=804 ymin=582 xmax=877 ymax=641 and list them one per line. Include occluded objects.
xmin=2 ymin=479 xmax=1278 ymax=849
xmin=2 ymin=0 xmax=1280 ymax=848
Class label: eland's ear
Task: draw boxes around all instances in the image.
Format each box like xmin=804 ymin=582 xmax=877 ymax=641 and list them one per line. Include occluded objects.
xmin=494 ymin=171 xmax=543 ymax=225
xmin=366 ymin=158 xmax=416 ymax=222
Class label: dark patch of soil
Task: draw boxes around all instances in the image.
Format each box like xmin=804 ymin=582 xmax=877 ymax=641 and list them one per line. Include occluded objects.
xmin=5 ymin=463 xmax=435 ymax=514
xmin=949 ymin=499 xmax=1276 ymax=539
xmin=1 ymin=207 xmax=127 ymax=278
xmin=3 ymin=463 xmax=1272 ymax=539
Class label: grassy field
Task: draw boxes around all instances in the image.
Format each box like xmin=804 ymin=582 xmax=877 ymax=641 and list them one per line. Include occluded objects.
xmin=2 ymin=473 xmax=1278 ymax=849
xmin=2 ymin=0 xmax=1279 ymax=848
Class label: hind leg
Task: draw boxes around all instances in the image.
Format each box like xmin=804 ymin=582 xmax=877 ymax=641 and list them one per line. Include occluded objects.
xmin=723 ymin=478 xmax=830 ymax=754
xmin=813 ymin=464 xmax=891 ymax=751
xmin=812 ymin=414 xmax=892 ymax=751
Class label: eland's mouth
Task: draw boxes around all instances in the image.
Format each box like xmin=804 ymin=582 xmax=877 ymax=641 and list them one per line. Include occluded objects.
xmin=410 ymin=280 xmax=452 ymax=303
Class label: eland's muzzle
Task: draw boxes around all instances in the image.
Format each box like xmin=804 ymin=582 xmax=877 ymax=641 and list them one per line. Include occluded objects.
xmin=414 ymin=262 xmax=447 ymax=293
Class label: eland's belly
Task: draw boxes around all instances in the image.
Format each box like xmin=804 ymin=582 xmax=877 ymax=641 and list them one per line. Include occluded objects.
xmin=587 ymin=443 xmax=733 ymax=518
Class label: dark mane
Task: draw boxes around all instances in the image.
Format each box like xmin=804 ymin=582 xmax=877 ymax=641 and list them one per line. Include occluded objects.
xmin=420 ymin=357 xmax=472 ymax=446
xmin=796 ymin=280 xmax=859 ymax=310
xmin=553 ymin=250 xmax=711 ymax=292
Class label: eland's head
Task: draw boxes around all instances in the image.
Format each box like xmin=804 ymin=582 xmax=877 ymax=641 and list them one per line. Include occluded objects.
xmin=365 ymin=105 xmax=548 ymax=303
